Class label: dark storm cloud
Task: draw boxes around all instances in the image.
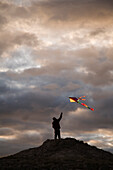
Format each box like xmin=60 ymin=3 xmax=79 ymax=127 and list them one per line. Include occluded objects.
xmin=0 ymin=31 xmax=39 ymax=55
xmin=0 ymin=71 xmax=113 ymax=132
xmin=0 ymin=1 xmax=30 ymax=18
xmin=27 ymin=0 xmax=113 ymax=28
xmin=23 ymin=47 xmax=113 ymax=87
xmin=90 ymin=28 xmax=105 ymax=36
xmin=0 ymin=74 xmax=67 ymax=120
xmin=1 ymin=0 xmax=112 ymax=28
xmin=0 ymin=1 xmax=39 ymax=56
xmin=13 ymin=32 xmax=39 ymax=46
xmin=0 ymin=48 xmax=111 ymax=137
xmin=0 ymin=14 xmax=7 ymax=28
xmin=1 ymin=0 xmax=113 ymax=22
xmin=0 ymin=82 xmax=10 ymax=94
xmin=64 ymin=88 xmax=113 ymax=131
xmin=73 ymin=48 xmax=113 ymax=86
xmin=0 ymin=45 xmax=112 ymax=133
xmin=0 ymin=128 xmax=14 ymax=136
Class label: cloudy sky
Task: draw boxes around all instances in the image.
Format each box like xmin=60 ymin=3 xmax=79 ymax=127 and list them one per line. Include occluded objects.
xmin=0 ymin=0 xmax=113 ymax=157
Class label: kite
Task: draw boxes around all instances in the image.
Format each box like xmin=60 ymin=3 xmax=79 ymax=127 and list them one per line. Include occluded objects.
xmin=69 ymin=96 xmax=94 ymax=111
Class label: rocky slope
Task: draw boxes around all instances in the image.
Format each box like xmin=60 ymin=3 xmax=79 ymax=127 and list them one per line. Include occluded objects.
xmin=0 ymin=138 xmax=113 ymax=170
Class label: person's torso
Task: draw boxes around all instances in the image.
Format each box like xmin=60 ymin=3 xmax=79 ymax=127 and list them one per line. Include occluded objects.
xmin=52 ymin=119 xmax=60 ymax=129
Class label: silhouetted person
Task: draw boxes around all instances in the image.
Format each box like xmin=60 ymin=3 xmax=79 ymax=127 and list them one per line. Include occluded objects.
xmin=52 ymin=112 xmax=63 ymax=139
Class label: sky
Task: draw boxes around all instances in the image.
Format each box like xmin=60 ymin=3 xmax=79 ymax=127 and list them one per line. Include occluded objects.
xmin=0 ymin=0 xmax=113 ymax=157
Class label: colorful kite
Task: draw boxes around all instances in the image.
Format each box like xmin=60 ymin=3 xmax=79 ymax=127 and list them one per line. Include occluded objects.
xmin=69 ymin=96 xmax=94 ymax=111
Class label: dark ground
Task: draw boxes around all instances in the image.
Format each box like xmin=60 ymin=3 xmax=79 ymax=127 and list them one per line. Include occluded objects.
xmin=0 ymin=138 xmax=113 ymax=170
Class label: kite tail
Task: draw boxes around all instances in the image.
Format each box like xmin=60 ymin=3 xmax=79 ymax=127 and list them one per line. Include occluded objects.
xmin=88 ymin=106 xmax=94 ymax=111
xmin=90 ymin=108 xmax=94 ymax=111
xmin=80 ymin=103 xmax=94 ymax=111
xmin=73 ymin=98 xmax=94 ymax=111
xmin=78 ymin=96 xmax=86 ymax=100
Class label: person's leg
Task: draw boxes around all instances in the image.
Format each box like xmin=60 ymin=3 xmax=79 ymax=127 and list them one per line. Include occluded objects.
xmin=58 ymin=129 xmax=61 ymax=139
xmin=55 ymin=129 xmax=57 ymax=139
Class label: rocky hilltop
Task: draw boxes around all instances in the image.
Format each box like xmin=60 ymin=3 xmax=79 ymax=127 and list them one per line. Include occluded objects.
xmin=0 ymin=138 xmax=113 ymax=170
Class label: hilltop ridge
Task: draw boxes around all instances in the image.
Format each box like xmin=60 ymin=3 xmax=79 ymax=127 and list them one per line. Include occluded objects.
xmin=0 ymin=138 xmax=113 ymax=169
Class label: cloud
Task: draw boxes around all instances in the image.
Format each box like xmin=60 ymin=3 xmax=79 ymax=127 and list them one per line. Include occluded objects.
xmin=0 ymin=0 xmax=113 ymax=157
xmin=0 ymin=31 xmax=39 ymax=56
xmin=26 ymin=0 xmax=113 ymax=29
xmin=1 ymin=0 xmax=113 ymax=29
xmin=0 ymin=128 xmax=15 ymax=136
xmin=0 ymin=14 xmax=7 ymax=29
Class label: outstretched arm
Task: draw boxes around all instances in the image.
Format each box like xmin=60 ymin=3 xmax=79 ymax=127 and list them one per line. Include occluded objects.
xmin=58 ymin=112 xmax=63 ymax=121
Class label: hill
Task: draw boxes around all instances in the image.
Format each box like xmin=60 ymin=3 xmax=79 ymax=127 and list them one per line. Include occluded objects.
xmin=0 ymin=138 xmax=113 ymax=170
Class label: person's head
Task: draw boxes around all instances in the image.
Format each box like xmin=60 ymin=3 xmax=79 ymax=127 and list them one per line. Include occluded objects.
xmin=53 ymin=117 xmax=56 ymax=121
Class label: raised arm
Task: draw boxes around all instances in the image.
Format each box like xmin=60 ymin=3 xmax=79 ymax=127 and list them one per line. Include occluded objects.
xmin=58 ymin=112 xmax=63 ymax=121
